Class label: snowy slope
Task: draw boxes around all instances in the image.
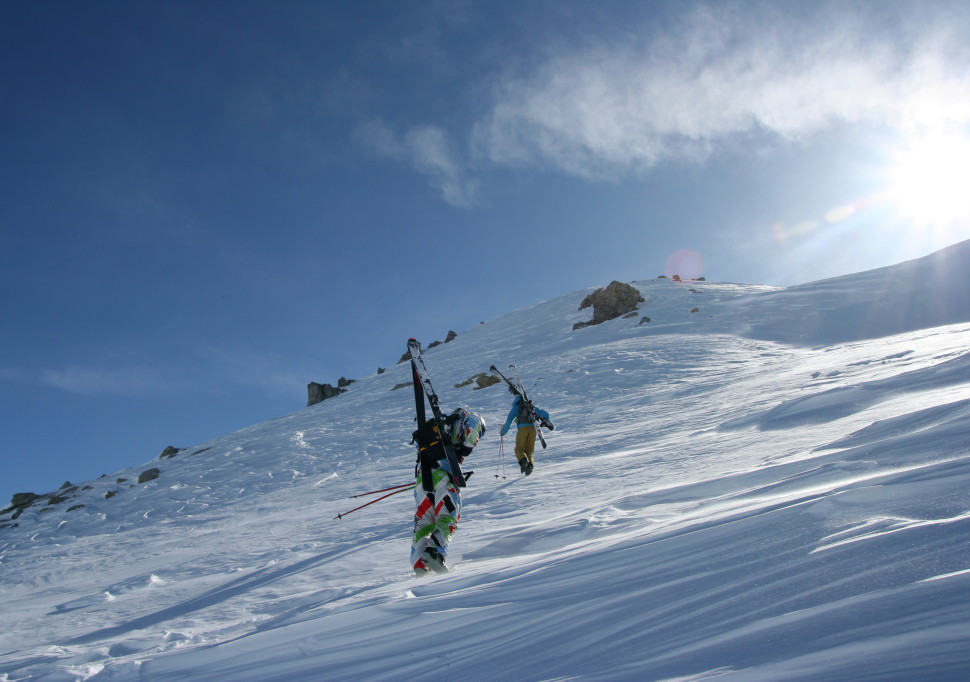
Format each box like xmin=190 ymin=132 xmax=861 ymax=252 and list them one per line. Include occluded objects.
xmin=2 ymin=242 xmax=970 ymax=681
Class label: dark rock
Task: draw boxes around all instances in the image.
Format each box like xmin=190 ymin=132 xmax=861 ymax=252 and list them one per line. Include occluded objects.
xmin=428 ymin=331 xmax=458 ymax=349
xmin=454 ymin=373 xmax=502 ymax=390
xmin=138 ymin=468 xmax=161 ymax=484
xmin=159 ymin=446 xmax=181 ymax=459
xmin=11 ymin=492 xmax=40 ymax=508
xmin=474 ymin=374 xmax=501 ymax=389
xmin=307 ymin=381 xmax=346 ymax=406
xmin=577 ymin=281 xmax=645 ymax=327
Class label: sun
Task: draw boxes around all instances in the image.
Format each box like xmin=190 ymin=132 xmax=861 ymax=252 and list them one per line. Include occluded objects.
xmin=884 ymin=129 xmax=970 ymax=229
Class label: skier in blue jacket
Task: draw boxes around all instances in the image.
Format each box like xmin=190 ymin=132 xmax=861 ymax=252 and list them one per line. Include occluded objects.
xmin=500 ymin=395 xmax=553 ymax=475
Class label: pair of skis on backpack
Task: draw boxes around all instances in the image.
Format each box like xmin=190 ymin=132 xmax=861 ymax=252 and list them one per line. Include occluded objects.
xmin=489 ymin=364 xmax=554 ymax=449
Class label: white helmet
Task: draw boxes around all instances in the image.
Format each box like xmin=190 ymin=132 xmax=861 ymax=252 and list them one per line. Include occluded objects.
xmin=450 ymin=407 xmax=486 ymax=449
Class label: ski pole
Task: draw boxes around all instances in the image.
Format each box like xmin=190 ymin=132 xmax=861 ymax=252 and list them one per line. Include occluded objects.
xmin=495 ymin=436 xmax=507 ymax=479
xmin=335 ymin=485 xmax=415 ymax=520
xmin=351 ymin=482 xmax=416 ymax=498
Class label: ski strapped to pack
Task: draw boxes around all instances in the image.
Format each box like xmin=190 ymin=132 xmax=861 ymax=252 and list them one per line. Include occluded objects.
xmin=489 ymin=364 xmax=548 ymax=449
xmin=409 ymin=339 xmax=467 ymax=488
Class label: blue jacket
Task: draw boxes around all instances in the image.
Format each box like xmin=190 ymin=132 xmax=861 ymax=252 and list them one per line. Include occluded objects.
xmin=500 ymin=396 xmax=550 ymax=436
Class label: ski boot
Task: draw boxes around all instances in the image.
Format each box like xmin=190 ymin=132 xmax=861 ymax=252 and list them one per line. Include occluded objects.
xmin=414 ymin=547 xmax=448 ymax=575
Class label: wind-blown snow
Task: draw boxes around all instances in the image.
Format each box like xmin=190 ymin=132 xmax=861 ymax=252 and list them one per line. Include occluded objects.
xmin=2 ymin=242 xmax=970 ymax=681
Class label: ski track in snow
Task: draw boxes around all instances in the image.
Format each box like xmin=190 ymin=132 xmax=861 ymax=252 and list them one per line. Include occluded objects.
xmin=2 ymin=242 xmax=970 ymax=681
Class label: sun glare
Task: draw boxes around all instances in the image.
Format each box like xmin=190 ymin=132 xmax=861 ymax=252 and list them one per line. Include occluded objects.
xmin=886 ymin=130 xmax=970 ymax=229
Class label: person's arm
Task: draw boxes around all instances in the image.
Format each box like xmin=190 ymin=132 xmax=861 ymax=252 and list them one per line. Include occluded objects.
xmin=500 ymin=404 xmax=517 ymax=435
xmin=535 ymin=407 xmax=554 ymax=430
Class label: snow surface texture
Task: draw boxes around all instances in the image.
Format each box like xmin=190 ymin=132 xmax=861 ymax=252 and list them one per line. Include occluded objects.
xmin=2 ymin=241 xmax=970 ymax=682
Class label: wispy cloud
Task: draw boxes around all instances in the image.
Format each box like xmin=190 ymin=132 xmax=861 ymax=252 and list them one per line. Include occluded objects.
xmin=470 ymin=2 xmax=970 ymax=180
xmin=0 ymin=366 xmax=31 ymax=383
xmin=38 ymin=346 xmax=307 ymax=399
xmin=356 ymin=119 xmax=479 ymax=208
xmin=355 ymin=3 xmax=970 ymax=204
xmin=40 ymin=365 xmax=185 ymax=397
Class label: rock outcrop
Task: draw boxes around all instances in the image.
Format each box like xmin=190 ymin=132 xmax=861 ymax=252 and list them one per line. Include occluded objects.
xmin=574 ymin=281 xmax=645 ymax=330
xmin=307 ymin=377 xmax=355 ymax=406
xmin=454 ymin=373 xmax=502 ymax=390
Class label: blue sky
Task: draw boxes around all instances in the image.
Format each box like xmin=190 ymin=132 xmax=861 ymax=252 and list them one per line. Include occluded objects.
xmin=2 ymin=0 xmax=970 ymax=504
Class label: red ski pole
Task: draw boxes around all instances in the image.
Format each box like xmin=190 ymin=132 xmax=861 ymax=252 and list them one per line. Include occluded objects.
xmin=351 ymin=481 xmax=417 ymax=499
xmin=335 ymin=485 xmax=415 ymax=520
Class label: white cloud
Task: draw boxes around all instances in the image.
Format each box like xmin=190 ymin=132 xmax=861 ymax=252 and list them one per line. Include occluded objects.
xmin=356 ymin=119 xmax=479 ymax=208
xmin=403 ymin=125 xmax=479 ymax=208
xmin=470 ymin=2 xmax=970 ymax=180
xmin=356 ymin=2 xmax=970 ymax=203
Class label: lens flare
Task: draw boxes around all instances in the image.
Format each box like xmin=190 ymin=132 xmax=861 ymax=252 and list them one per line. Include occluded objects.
xmin=665 ymin=249 xmax=704 ymax=280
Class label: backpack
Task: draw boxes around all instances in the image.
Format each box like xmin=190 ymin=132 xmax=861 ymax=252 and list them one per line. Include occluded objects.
xmin=517 ymin=398 xmax=533 ymax=423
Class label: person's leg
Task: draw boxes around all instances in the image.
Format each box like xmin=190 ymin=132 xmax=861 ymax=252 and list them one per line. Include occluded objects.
xmin=515 ymin=426 xmax=537 ymax=474
xmin=411 ymin=469 xmax=460 ymax=573
xmin=514 ymin=427 xmax=529 ymax=472
xmin=522 ymin=426 xmax=537 ymax=465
